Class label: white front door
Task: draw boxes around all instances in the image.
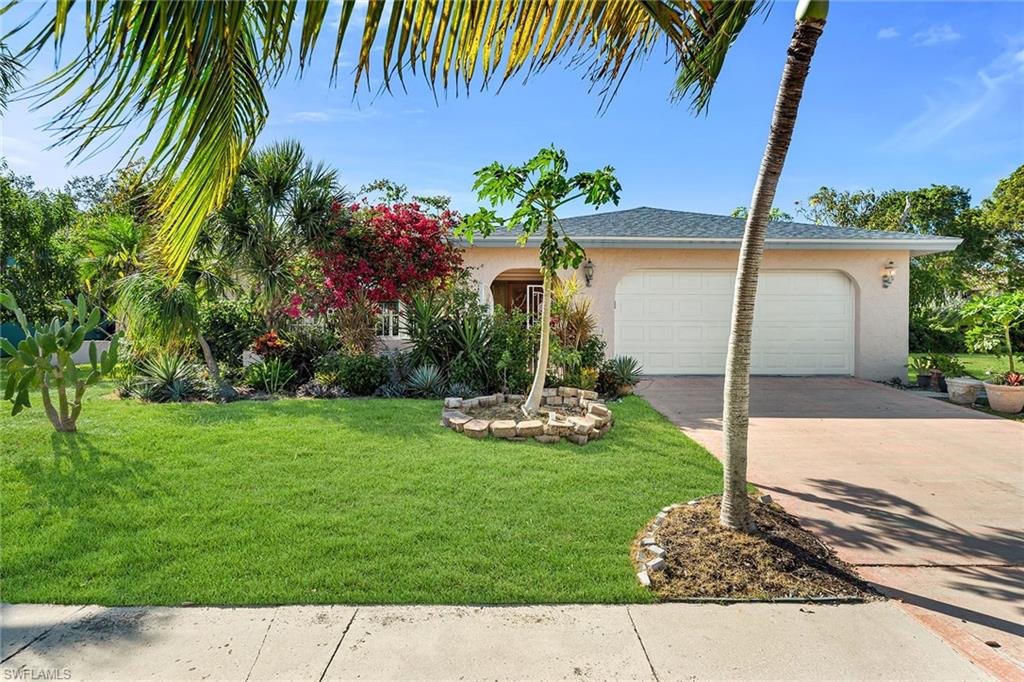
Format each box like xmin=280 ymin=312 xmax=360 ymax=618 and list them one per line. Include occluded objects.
xmin=614 ymin=270 xmax=855 ymax=375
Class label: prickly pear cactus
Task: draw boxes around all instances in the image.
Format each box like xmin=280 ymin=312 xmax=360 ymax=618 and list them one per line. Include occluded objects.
xmin=1 ymin=290 xmax=121 ymax=432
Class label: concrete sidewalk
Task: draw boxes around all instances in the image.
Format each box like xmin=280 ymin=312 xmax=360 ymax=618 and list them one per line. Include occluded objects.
xmin=1 ymin=602 xmax=985 ymax=681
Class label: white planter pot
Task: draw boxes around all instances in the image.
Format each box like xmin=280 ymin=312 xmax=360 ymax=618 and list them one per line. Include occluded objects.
xmin=983 ymin=382 xmax=1024 ymax=414
xmin=945 ymin=377 xmax=983 ymax=405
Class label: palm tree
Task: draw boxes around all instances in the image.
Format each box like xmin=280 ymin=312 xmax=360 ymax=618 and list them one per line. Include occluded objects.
xmin=115 ymin=258 xmax=237 ymax=400
xmin=13 ymin=0 xmax=829 ymax=530
xmin=208 ymin=139 xmax=349 ymax=325
xmin=0 ymin=42 xmax=21 ymax=111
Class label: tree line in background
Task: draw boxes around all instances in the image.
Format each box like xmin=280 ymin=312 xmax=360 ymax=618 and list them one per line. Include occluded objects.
xmin=732 ymin=165 xmax=1023 ymax=354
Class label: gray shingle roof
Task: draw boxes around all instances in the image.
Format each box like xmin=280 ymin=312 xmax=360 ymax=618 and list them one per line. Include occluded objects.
xmin=546 ymin=206 xmax=942 ymax=241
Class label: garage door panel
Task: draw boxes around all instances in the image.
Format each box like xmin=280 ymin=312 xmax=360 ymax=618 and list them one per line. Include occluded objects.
xmin=615 ymin=270 xmax=854 ymax=376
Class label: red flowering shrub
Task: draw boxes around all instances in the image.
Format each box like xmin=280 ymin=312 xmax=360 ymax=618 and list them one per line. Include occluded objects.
xmin=288 ymin=202 xmax=462 ymax=316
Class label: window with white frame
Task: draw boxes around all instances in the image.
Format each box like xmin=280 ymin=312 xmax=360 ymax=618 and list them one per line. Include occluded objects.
xmin=377 ymin=301 xmax=403 ymax=338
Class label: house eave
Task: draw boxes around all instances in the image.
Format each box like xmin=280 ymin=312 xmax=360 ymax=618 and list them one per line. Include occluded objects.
xmin=459 ymin=235 xmax=963 ymax=257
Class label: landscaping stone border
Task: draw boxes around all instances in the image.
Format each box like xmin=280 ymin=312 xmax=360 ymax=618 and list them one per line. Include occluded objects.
xmin=440 ymin=387 xmax=613 ymax=446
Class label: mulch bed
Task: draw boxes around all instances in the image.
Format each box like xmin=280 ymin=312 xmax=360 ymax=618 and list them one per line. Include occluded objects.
xmin=466 ymin=401 xmax=588 ymax=421
xmin=640 ymin=495 xmax=880 ymax=601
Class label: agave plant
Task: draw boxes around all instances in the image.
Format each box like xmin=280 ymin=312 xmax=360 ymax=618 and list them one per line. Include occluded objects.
xmin=136 ymin=352 xmax=203 ymax=403
xmin=608 ymin=356 xmax=644 ymax=395
xmin=406 ymin=364 xmax=446 ymax=399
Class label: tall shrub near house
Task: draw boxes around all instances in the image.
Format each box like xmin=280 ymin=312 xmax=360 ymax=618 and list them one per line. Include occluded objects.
xmin=460 ymin=147 xmax=620 ymax=415
xmin=287 ymin=202 xmax=462 ymax=317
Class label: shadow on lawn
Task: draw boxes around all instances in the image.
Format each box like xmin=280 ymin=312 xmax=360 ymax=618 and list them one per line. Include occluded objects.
xmin=13 ymin=433 xmax=162 ymax=522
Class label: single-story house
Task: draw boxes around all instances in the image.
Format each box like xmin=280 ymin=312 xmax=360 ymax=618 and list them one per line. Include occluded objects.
xmin=460 ymin=207 xmax=961 ymax=381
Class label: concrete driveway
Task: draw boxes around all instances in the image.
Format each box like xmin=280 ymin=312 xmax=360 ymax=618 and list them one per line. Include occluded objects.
xmin=639 ymin=377 xmax=1024 ymax=679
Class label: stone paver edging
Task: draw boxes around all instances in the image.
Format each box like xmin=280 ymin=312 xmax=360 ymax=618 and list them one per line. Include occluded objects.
xmin=440 ymin=387 xmax=613 ymax=446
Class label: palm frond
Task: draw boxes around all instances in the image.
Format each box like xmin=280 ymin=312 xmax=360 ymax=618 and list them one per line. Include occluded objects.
xmin=672 ymin=0 xmax=768 ymax=113
xmin=9 ymin=0 xmax=767 ymax=276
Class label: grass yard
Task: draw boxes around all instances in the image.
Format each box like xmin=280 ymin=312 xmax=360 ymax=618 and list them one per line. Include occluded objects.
xmin=908 ymin=352 xmax=1019 ymax=378
xmin=0 ymin=388 xmax=722 ymax=605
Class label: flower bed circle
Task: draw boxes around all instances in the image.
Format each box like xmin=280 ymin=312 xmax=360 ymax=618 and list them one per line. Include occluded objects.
xmin=440 ymin=387 xmax=613 ymax=446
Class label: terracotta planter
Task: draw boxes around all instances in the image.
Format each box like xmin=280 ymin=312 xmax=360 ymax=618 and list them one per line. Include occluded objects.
xmin=616 ymin=384 xmax=635 ymax=396
xmin=983 ymin=383 xmax=1024 ymax=414
xmin=928 ymin=369 xmax=944 ymax=392
xmin=945 ymin=377 xmax=983 ymax=405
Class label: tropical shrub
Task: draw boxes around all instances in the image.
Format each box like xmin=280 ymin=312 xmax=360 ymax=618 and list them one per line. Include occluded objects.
xmin=335 ymin=352 xmax=388 ymax=396
xmin=1 ymin=291 xmax=121 ymax=432
xmin=251 ymin=330 xmax=288 ymax=358
xmin=199 ymin=298 xmax=265 ymax=365
xmin=246 ymin=357 xmax=298 ymax=394
xmin=287 ymin=202 xmax=462 ymax=315
xmin=489 ymin=306 xmax=537 ymax=394
xmin=277 ymin=320 xmax=336 ymax=384
xmin=986 ymin=371 xmax=1024 ymax=386
xmin=406 ymin=364 xmax=446 ymax=398
xmin=135 ymin=353 xmax=206 ymax=402
xmin=331 ymin=291 xmax=381 ymax=355
xmin=958 ymin=291 xmax=1024 ymax=372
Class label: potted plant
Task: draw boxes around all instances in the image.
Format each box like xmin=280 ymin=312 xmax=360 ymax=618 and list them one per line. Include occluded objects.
xmin=931 ymin=354 xmax=967 ymax=393
xmin=607 ymin=356 xmax=643 ymax=396
xmin=983 ymin=371 xmax=1024 ymax=414
xmin=907 ymin=355 xmax=932 ymax=388
xmin=945 ymin=376 xmax=984 ymax=405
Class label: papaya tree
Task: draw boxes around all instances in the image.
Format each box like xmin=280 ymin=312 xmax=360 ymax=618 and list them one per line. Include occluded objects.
xmin=459 ymin=147 xmax=620 ymax=415
xmin=1 ymin=291 xmax=121 ymax=432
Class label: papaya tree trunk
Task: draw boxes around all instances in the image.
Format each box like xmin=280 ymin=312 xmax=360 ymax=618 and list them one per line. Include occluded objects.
xmin=720 ymin=17 xmax=825 ymax=531
xmin=523 ymin=270 xmax=553 ymax=415
xmin=1005 ymin=325 xmax=1015 ymax=373
xmin=198 ymin=333 xmax=237 ymax=399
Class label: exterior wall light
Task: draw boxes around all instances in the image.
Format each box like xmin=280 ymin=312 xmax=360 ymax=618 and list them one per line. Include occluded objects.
xmin=582 ymin=259 xmax=595 ymax=287
xmin=882 ymin=260 xmax=896 ymax=288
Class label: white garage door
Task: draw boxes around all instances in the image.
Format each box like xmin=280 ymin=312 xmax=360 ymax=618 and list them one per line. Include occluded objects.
xmin=615 ymin=270 xmax=854 ymax=375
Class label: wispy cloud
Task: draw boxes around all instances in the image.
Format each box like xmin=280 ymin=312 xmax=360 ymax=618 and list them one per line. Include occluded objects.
xmin=912 ymin=24 xmax=961 ymax=47
xmin=884 ymin=36 xmax=1024 ymax=151
xmin=877 ymin=27 xmax=900 ymax=40
xmin=283 ymin=108 xmax=380 ymax=124
xmin=288 ymin=111 xmax=333 ymax=123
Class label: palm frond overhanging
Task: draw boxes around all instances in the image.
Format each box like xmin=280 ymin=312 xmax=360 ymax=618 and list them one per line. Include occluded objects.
xmin=7 ymin=0 xmax=767 ymax=275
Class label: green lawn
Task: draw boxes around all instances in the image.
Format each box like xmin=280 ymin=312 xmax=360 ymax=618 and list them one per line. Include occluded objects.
xmin=908 ymin=353 xmax=1018 ymax=378
xmin=0 ymin=388 xmax=721 ymax=605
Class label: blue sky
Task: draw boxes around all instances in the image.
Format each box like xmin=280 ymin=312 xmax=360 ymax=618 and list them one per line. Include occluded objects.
xmin=2 ymin=1 xmax=1022 ymax=219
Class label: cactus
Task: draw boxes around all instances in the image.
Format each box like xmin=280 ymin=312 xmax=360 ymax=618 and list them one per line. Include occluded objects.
xmin=1 ymin=290 xmax=121 ymax=432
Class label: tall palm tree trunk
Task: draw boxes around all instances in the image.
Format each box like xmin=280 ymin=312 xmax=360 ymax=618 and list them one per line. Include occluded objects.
xmin=720 ymin=15 xmax=826 ymax=531
xmin=197 ymin=333 xmax=237 ymax=400
xmin=523 ymin=269 xmax=554 ymax=415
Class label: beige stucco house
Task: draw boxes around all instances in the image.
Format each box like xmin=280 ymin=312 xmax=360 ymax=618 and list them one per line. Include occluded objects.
xmin=461 ymin=207 xmax=961 ymax=381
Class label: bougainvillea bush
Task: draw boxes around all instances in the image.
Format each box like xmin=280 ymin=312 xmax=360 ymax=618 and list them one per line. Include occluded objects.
xmin=287 ymin=202 xmax=462 ymax=318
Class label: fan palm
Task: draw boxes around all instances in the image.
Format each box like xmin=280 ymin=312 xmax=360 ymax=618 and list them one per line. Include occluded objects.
xmin=11 ymin=0 xmax=829 ymax=531
xmin=207 ymin=139 xmax=349 ymax=325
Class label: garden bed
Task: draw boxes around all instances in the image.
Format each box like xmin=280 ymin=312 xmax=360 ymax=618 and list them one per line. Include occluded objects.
xmin=633 ymin=495 xmax=878 ymax=602
xmin=441 ymin=387 xmax=613 ymax=445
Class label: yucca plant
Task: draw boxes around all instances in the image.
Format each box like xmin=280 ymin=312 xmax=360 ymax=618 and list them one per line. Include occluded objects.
xmin=1 ymin=291 xmax=121 ymax=432
xmin=406 ymin=365 xmax=446 ymax=399
xmin=136 ymin=352 xmax=202 ymax=403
